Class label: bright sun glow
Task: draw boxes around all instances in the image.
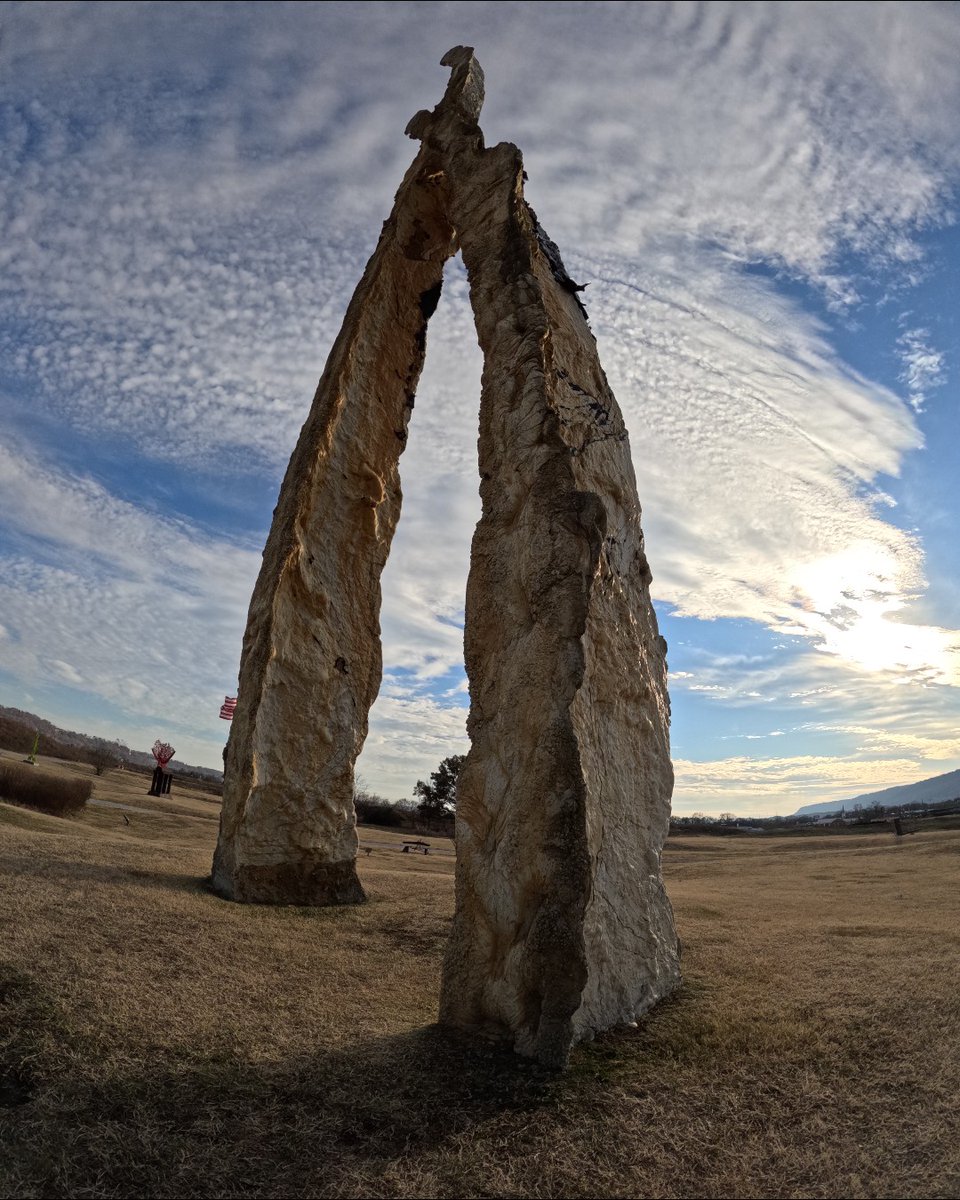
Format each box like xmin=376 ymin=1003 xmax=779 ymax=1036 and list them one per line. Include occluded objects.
xmin=794 ymin=546 xmax=959 ymax=681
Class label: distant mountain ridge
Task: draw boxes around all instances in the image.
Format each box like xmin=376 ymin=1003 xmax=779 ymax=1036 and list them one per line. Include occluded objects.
xmin=793 ymin=768 xmax=960 ymax=817
xmin=0 ymin=705 xmax=223 ymax=783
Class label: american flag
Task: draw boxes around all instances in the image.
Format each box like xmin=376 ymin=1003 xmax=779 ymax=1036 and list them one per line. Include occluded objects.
xmin=219 ymin=695 xmax=237 ymax=721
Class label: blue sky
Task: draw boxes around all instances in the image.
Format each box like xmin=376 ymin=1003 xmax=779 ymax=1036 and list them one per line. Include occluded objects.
xmin=0 ymin=1 xmax=957 ymax=815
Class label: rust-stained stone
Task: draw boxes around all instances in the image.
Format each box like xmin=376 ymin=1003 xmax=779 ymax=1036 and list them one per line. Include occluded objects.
xmin=212 ymin=46 xmax=680 ymax=1067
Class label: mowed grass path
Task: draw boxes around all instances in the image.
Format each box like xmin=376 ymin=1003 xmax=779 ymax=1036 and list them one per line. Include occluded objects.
xmin=1 ymin=753 xmax=958 ymax=1198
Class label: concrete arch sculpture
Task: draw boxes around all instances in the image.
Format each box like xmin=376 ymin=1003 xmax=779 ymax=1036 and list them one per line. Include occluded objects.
xmin=212 ymin=47 xmax=681 ymax=1067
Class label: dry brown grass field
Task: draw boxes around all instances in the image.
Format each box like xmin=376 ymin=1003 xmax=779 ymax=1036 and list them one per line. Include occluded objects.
xmin=1 ymin=749 xmax=958 ymax=1199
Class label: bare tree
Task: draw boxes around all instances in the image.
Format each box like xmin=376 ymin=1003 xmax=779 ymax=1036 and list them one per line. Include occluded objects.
xmin=88 ymin=740 xmax=119 ymax=777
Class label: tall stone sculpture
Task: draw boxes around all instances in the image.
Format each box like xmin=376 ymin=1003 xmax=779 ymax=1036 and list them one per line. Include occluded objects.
xmin=212 ymin=47 xmax=680 ymax=1066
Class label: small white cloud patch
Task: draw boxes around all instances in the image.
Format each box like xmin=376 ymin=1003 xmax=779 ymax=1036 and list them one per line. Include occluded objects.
xmin=897 ymin=327 xmax=947 ymax=411
xmin=48 ymin=659 xmax=83 ymax=685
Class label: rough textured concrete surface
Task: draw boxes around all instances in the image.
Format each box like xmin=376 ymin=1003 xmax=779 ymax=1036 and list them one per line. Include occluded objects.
xmin=213 ymin=45 xmax=679 ymax=1066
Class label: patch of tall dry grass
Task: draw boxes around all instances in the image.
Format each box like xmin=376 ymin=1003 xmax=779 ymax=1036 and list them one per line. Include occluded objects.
xmin=0 ymin=759 xmax=91 ymax=817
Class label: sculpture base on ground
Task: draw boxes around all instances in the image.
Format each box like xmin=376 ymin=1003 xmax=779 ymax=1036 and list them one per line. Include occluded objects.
xmin=209 ymin=854 xmax=365 ymax=906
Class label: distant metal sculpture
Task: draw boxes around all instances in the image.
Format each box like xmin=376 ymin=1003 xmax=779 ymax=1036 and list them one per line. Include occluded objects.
xmin=212 ymin=48 xmax=680 ymax=1067
xmin=149 ymin=739 xmax=175 ymax=796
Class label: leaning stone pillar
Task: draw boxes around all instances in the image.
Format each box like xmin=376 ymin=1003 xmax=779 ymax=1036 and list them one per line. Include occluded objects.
xmin=211 ymin=131 xmax=457 ymax=904
xmin=432 ymin=55 xmax=681 ymax=1066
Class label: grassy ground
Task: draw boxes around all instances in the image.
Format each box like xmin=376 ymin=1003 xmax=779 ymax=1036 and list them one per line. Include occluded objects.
xmin=1 ymin=753 xmax=958 ymax=1198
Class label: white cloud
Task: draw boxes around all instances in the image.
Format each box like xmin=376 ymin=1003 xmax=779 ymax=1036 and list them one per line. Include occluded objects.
xmin=673 ymin=752 xmax=924 ymax=815
xmin=0 ymin=438 xmax=261 ymax=761
xmin=670 ymin=641 xmax=960 ymax=800
xmin=798 ymin=721 xmax=960 ymax=764
xmin=2 ymin=2 xmax=956 ymax=467
xmin=359 ymin=694 xmax=469 ymax=801
xmin=585 ymin=257 xmax=947 ymax=670
xmin=897 ymin=326 xmax=947 ymax=410
xmin=48 ymin=659 xmax=83 ymax=685
xmin=504 ymin=2 xmax=960 ymax=291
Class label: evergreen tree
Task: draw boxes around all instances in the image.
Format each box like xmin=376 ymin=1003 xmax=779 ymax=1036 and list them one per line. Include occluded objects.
xmin=413 ymin=754 xmax=466 ymax=821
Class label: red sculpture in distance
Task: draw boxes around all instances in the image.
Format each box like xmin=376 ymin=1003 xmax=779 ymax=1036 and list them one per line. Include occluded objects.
xmin=152 ymin=740 xmax=175 ymax=769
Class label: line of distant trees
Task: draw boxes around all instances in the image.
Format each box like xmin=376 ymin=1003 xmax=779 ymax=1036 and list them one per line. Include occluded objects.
xmin=671 ymin=795 xmax=960 ymax=836
xmin=356 ymin=760 xmax=960 ymax=841
xmin=0 ymin=714 xmax=126 ymax=776
xmin=0 ymin=712 xmax=224 ymax=795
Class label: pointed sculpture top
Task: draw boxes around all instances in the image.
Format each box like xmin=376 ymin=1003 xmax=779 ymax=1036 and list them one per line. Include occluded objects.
xmin=405 ymin=45 xmax=485 ymax=141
